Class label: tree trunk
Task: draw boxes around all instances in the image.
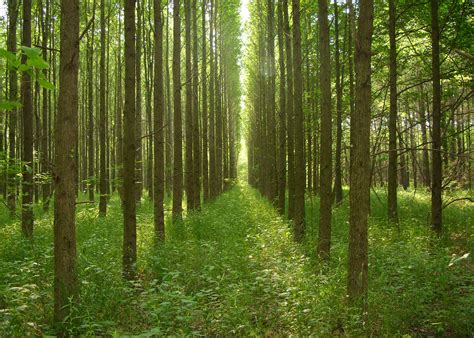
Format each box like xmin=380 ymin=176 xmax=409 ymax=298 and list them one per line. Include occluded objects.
xmin=122 ymin=0 xmax=137 ymax=280
xmin=201 ymin=0 xmax=209 ymax=201
xmin=387 ymin=0 xmax=398 ymax=222
xmin=318 ymin=0 xmax=332 ymax=257
xmin=277 ymin=0 xmax=286 ymax=214
xmin=347 ymin=0 xmax=373 ymax=306
xmin=87 ymin=9 xmax=95 ymax=203
xmin=40 ymin=0 xmax=51 ymax=211
xmin=54 ymin=0 xmax=80 ymax=325
xmin=154 ymin=0 xmax=165 ymax=240
xmin=185 ymin=0 xmax=195 ymax=210
xmin=192 ymin=0 xmax=201 ymax=208
xmin=21 ymin=0 xmax=34 ymax=238
xmin=135 ymin=1 xmax=143 ymax=202
xmin=7 ymin=0 xmax=19 ymax=216
xmin=99 ymin=0 xmax=107 ymax=216
xmin=430 ymin=0 xmax=442 ymax=234
xmin=172 ymin=0 xmax=184 ymax=218
xmin=283 ymin=0 xmax=294 ymax=219
xmin=266 ymin=0 xmax=277 ymax=203
xmin=292 ymin=0 xmax=305 ymax=242
xmin=209 ymin=0 xmax=217 ymax=199
xmin=333 ymin=0 xmax=343 ymax=205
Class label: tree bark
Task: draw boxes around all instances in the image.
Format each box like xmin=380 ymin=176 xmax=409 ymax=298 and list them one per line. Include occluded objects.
xmin=201 ymin=0 xmax=209 ymax=201
xmin=347 ymin=0 xmax=374 ymax=306
xmin=99 ymin=0 xmax=107 ymax=216
xmin=318 ymin=0 xmax=332 ymax=257
xmin=333 ymin=0 xmax=343 ymax=205
xmin=21 ymin=0 xmax=34 ymax=238
xmin=277 ymin=0 xmax=286 ymax=214
xmin=283 ymin=0 xmax=294 ymax=220
xmin=185 ymin=0 xmax=195 ymax=210
xmin=192 ymin=0 xmax=201 ymax=208
xmin=172 ymin=0 xmax=184 ymax=218
xmin=430 ymin=0 xmax=442 ymax=235
xmin=54 ymin=0 xmax=80 ymax=325
xmin=387 ymin=0 xmax=398 ymax=222
xmin=292 ymin=0 xmax=305 ymax=242
xmin=122 ymin=0 xmax=137 ymax=280
xmin=154 ymin=0 xmax=165 ymax=240
xmin=7 ymin=0 xmax=19 ymax=216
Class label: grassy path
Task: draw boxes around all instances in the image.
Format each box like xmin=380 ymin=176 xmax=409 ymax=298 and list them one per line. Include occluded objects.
xmin=139 ymin=182 xmax=334 ymax=336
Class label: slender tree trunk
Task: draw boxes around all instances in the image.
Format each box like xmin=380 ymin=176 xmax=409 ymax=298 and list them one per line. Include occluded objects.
xmin=430 ymin=0 xmax=442 ymax=234
xmin=419 ymin=85 xmax=431 ymax=186
xmin=172 ymin=0 xmax=183 ymax=218
xmin=277 ymin=0 xmax=286 ymax=214
xmin=40 ymin=0 xmax=51 ymax=211
xmin=318 ymin=0 xmax=332 ymax=257
xmin=292 ymin=0 xmax=305 ymax=242
xmin=215 ymin=1 xmax=223 ymax=195
xmin=54 ymin=0 xmax=80 ymax=325
xmin=122 ymin=0 xmax=137 ymax=280
xmin=135 ymin=1 xmax=143 ymax=202
xmin=192 ymin=0 xmax=201 ymax=208
xmin=185 ymin=0 xmax=195 ymax=210
xmin=333 ymin=0 xmax=343 ymax=205
xmin=387 ymin=0 xmax=398 ymax=222
xmin=266 ymin=0 xmax=277 ymax=203
xmin=154 ymin=0 xmax=165 ymax=240
xmin=201 ymin=0 xmax=209 ymax=201
xmin=165 ymin=9 xmax=173 ymax=195
xmin=99 ymin=0 xmax=107 ymax=216
xmin=7 ymin=0 xmax=19 ymax=216
xmin=347 ymin=0 xmax=374 ymax=305
xmin=283 ymin=0 xmax=294 ymax=219
xmin=209 ymin=0 xmax=217 ymax=199
xmin=116 ymin=15 xmax=124 ymax=199
xmin=21 ymin=0 xmax=34 ymax=238
xmin=87 ymin=12 xmax=95 ymax=203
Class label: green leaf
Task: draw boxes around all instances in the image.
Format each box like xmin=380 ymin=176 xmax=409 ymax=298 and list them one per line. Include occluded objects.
xmin=0 ymin=101 xmax=22 ymax=111
xmin=27 ymin=57 xmax=49 ymax=69
xmin=38 ymin=78 xmax=55 ymax=91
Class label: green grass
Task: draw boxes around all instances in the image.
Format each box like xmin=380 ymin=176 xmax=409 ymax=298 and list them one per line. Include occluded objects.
xmin=0 ymin=182 xmax=472 ymax=336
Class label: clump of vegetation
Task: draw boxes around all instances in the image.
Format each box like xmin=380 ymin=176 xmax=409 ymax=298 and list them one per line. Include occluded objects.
xmin=1 ymin=184 xmax=472 ymax=336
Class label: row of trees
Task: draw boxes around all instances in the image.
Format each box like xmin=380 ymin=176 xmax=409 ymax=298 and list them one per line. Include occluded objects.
xmin=245 ymin=0 xmax=472 ymax=304
xmin=0 ymin=0 xmax=242 ymax=328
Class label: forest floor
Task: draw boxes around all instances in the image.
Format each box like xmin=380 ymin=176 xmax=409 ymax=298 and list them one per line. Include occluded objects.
xmin=0 ymin=177 xmax=473 ymax=336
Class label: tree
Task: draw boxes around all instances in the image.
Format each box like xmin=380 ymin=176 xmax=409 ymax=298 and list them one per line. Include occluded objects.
xmin=347 ymin=0 xmax=374 ymax=305
xmin=276 ymin=0 xmax=286 ymax=214
xmin=154 ymin=0 xmax=165 ymax=240
xmin=266 ymin=0 xmax=277 ymax=203
xmin=7 ymin=0 xmax=19 ymax=216
xmin=135 ymin=0 xmax=143 ymax=202
xmin=122 ymin=0 xmax=137 ymax=280
xmin=387 ymin=0 xmax=398 ymax=223
xmin=430 ymin=0 xmax=442 ymax=235
xmin=173 ymin=0 xmax=184 ymax=218
xmin=292 ymin=0 xmax=305 ymax=242
xmin=54 ymin=0 xmax=80 ymax=325
xmin=201 ymin=0 xmax=209 ymax=201
xmin=99 ymin=0 xmax=107 ymax=216
xmin=283 ymin=0 xmax=294 ymax=220
xmin=185 ymin=0 xmax=195 ymax=210
xmin=318 ymin=0 xmax=332 ymax=259
xmin=21 ymin=0 xmax=34 ymax=238
xmin=333 ymin=0 xmax=343 ymax=205
xmin=192 ymin=0 xmax=201 ymax=209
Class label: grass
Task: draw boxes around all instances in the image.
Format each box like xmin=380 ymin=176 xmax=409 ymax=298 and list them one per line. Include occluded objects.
xmin=0 ymin=180 xmax=472 ymax=336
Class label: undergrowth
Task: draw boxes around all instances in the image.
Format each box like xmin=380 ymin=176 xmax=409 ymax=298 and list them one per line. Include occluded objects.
xmin=0 ymin=183 xmax=472 ymax=336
